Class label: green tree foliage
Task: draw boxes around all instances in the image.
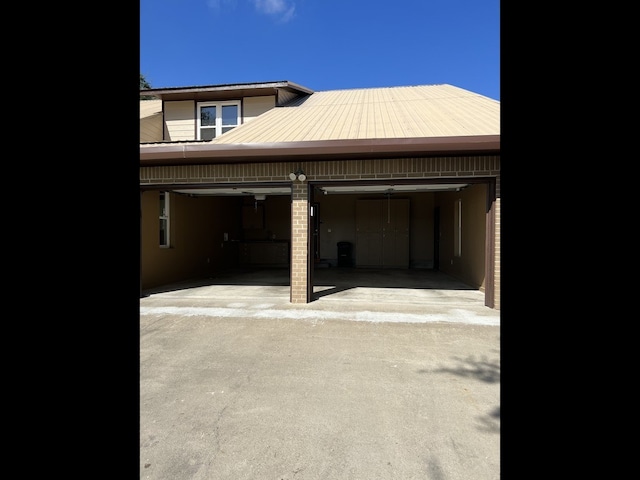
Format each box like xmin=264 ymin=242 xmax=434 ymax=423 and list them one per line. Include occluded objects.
xmin=140 ymin=74 xmax=156 ymax=100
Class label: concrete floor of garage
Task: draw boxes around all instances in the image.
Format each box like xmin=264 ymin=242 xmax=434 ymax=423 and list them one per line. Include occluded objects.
xmin=141 ymin=267 xmax=499 ymax=326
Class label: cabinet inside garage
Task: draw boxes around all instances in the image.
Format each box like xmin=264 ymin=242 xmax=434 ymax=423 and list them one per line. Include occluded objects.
xmin=355 ymin=198 xmax=410 ymax=268
xmin=237 ymin=198 xmax=291 ymax=267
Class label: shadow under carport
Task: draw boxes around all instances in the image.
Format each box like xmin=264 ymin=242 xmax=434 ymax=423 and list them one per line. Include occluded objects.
xmin=141 ymin=267 xmax=484 ymax=308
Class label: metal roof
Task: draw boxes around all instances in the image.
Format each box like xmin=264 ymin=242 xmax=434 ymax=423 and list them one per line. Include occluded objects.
xmin=211 ymin=84 xmax=499 ymax=144
xmin=139 ymin=83 xmax=499 ymax=166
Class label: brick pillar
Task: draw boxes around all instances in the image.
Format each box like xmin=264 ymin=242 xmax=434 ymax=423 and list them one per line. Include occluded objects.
xmin=290 ymin=182 xmax=309 ymax=303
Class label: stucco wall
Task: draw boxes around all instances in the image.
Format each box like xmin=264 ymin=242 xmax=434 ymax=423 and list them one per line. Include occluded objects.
xmin=141 ymin=191 xmax=244 ymax=289
xmin=140 ymin=113 xmax=163 ymax=142
xmin=164 ymin=101 xmax=195 ymax=141
xmin=436 ymin=184 xmax=487 ymax=290
xmin=243 ymin=96 xmax=275 ymax=123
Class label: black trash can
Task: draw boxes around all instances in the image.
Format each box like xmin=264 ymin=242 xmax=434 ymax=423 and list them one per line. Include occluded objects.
xmin=337 ymin=241 xmax=352 ymax=267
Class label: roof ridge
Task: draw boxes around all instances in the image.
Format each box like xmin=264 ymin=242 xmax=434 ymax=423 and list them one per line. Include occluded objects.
xmin=315 ymin=83 xmax=451 ymax=93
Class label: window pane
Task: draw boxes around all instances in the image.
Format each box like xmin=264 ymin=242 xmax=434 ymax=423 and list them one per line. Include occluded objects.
xmin=222 ymin=105 xmax=238 ymax=126
xmin=159 ymin=193 xmax=166 ymax=216
xmin=201 ymin=128 xmax=216 ymax=140
xmin=201 ymin=106 xmax=216 ymax=126
xmin=221 ymin=126 xmax=235 ymax=134
xmin=160 ymin=219 xmax=168 ymax=245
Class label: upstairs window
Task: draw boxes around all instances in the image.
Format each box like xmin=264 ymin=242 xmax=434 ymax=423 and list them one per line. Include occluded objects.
xmin=197 ymin=101 xmax=240 ymax=140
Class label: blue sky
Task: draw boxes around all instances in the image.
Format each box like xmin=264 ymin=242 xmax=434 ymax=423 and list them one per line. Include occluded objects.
xmin=140 ymin=0 xmax=500 ymax=100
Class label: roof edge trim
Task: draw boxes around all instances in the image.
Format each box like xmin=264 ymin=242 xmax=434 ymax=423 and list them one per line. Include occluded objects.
xmin=140 ymin=80 xmax=314 ymax=96
xmin=140 ymin=136 xmax=500 ymax=166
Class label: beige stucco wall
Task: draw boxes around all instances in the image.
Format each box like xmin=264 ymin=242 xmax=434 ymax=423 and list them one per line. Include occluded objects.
xmin=140 ymin=113 xmax=163 ymax=142
xmin=141 ymin=191 xmax=244 ymax=289
xmin=436 ymin=184 xmax=487 ymax=290
xmin=140 ymin=100 xmax=163 ymax=142
xmin=243 ymin=95 xmax=275 ymax=123
xmin=164 ymin=101 xmax=195 ymax=141
xmin=162 ymin=97 xmax=274 ymax=141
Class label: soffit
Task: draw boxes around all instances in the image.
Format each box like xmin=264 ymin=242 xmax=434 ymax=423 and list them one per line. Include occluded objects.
xmin=140 ymin=80 xmax=313 ymax=102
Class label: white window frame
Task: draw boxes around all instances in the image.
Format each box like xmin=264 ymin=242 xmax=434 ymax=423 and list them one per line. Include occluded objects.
xmin=159 ymin=191 xmax=170 ymax=248
xmin=197 ymin=101 xmax=241 ymax=140
xmin=454 ymin=198 xmax=462 ymax=257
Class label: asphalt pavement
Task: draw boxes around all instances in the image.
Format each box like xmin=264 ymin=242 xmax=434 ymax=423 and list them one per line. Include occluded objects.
xmin=140 ymin=268 xmax=500 ymax=479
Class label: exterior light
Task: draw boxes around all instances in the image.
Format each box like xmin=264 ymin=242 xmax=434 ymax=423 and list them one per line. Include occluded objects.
xmin=289 ymin=169 xmax=306 ymax=182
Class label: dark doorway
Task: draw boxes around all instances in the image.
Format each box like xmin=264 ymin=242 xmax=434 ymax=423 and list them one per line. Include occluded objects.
xmin=312 ymin=203 xmax=320 ymax=262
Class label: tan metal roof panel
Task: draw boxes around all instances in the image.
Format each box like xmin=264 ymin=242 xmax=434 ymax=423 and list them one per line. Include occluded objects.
xmin=211 ymin=84 xmax=499 ymax=144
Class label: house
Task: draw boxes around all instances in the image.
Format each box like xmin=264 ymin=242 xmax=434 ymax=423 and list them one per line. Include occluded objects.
xmin=140 ymin=81 xmax=500 ymax=309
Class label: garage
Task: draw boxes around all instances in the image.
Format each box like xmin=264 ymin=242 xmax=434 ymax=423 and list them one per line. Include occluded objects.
xmin=141 ymin=175 xmax=495 ymax=307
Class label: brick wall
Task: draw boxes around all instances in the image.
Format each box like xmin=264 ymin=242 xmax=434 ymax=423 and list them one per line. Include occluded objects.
xmin=290 ymin=182 xmax=308 ymax=303
xmin=140 ymin=156 xmax=499 ymax=184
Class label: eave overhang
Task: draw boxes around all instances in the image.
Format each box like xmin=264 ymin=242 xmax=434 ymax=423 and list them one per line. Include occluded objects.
xmin=139 ymin=136 xmax=500 ymax=166
xmin=140 ymin=80 xmax=314 ymax=102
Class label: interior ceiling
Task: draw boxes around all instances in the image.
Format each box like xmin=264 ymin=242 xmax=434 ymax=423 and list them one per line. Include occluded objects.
xmin=172 ymin=183 xmax=469 ymax=197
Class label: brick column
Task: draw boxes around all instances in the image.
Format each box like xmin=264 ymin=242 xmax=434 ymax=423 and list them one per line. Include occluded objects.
xmin=290 ymin=182 xmax=309 ymax=303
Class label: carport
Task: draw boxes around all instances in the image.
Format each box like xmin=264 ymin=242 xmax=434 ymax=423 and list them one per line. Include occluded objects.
xmin=141 ymin=174 xmax=496 ymax=308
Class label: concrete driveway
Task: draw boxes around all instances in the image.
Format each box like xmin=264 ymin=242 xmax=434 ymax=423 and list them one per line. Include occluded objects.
xmin=140 ymin=268 xmax=500 ymax=479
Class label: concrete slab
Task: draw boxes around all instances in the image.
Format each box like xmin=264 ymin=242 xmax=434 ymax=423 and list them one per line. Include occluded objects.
xmin=140 ymin=268 xmax=500 ymax=479
xmin=141 ymin=267 xmax=499 ymax=326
